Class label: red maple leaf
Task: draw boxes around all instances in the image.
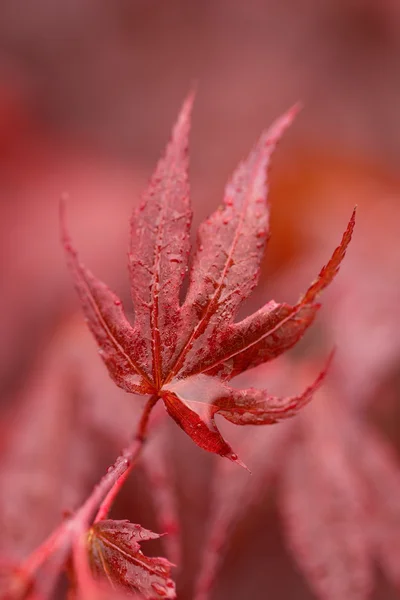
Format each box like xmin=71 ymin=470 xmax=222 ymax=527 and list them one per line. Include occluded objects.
xmin=87 ymin=520 xmax=175 ymax=599
xmin=62 ymin=94 xmax=355 ymax=463
xmin=279 ymin=395 xmax=372 ymax=600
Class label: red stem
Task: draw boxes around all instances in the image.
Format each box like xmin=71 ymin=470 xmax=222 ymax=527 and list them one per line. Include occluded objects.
xmin=76 ymin=394 xmax=158 ymax=528
xmin=93 ymin=393 xmax=159 ymax=523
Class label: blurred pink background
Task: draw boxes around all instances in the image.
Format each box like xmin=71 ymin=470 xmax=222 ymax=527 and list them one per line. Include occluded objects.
xmin=1 ymin=2 xmax=400 ymax=599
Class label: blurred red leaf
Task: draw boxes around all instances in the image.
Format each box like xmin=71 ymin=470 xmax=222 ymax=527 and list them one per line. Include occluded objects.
xmin=279 ymin=397 xmax=372 ymax=600
xmin=346 ymin=419 xmax=400 ymax=591
xmin=0 ymin=563 xmax=36 ymax=600
xmin=194 ymin=421 xmax=293 ymax=600
xmin=0 ymin=320 xmax=105 ymax=561
xmin=87 ymin=520 xmax=175 ymax=599
xmin=62 ymin=96 xmax=355 ymax=463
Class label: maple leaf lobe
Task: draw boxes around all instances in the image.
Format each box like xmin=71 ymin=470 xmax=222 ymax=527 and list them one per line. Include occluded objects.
xmin=129 ymin=93 xmax=194 ymax=387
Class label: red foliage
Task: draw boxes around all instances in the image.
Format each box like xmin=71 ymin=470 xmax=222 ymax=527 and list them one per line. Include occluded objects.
xmin=88 ymin=520 xmax=175 ymax=598
xmin=0 ymin=96 xmax=361 ymax=600
xmin=62 ymin=96 xmax=354 ymax=464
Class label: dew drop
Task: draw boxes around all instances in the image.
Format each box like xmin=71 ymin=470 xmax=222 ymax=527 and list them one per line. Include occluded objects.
xmin=196 ymin=423 xmax=202 ymax=428
xmin=114 ymin=299 xmax=122 ymax=306
xmin=166 ymin=581 xmax=175 ymax=588
xmin=230 ymin=453 xmax=238 ymax=461
xmin=107 ymin=466 xmax=114 ymax=473
xmin=222 ymin=218 xmax=229 ymax=225
xmin=225 ymin=197 xmax=233 ymax=206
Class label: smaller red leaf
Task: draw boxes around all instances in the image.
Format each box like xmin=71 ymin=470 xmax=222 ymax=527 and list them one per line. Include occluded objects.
xmin=87 ymin=520 xmax=176 ymax=599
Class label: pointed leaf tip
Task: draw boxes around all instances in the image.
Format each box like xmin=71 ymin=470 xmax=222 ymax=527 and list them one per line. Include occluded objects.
xmin=299 ymin=208 xmax=356 ymax=306
xmin=262 ymin=103 xmax=301 ymax=150
xmin=172 ymin=90 xmax=195 ymax=140
xmin=228 ymin=452 xmax=251 ymax=472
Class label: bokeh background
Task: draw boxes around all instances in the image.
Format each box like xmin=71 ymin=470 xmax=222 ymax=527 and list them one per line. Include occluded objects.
xmin=1 ymin=1 xmax=400 ymax=599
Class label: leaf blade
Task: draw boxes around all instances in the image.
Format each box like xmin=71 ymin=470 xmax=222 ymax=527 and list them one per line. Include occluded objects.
xmin=280 ymin=399 xmax=372 ymax=600
xmin=88 ymin=520 xmax=176 ymax=599
xmin=161 ymin=391 xmax=240 ymax=464
xmin=129 ymin=94 xmax=193 ymax=385
xmin=61 ymin=211 xmax=152 ymax=393
xmin=215 ymin=354 xmax=332 ymax=425
xmin=300 ymin=207 xmax=356 ymax=305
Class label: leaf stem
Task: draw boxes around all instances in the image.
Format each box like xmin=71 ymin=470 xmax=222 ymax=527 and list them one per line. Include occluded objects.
xmin=93 ymin=394 xmax=159 ymax=523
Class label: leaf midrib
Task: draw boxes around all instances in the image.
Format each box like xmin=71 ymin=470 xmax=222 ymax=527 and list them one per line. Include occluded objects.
xmin=97 ymin=532 xmax=166 ymax=577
